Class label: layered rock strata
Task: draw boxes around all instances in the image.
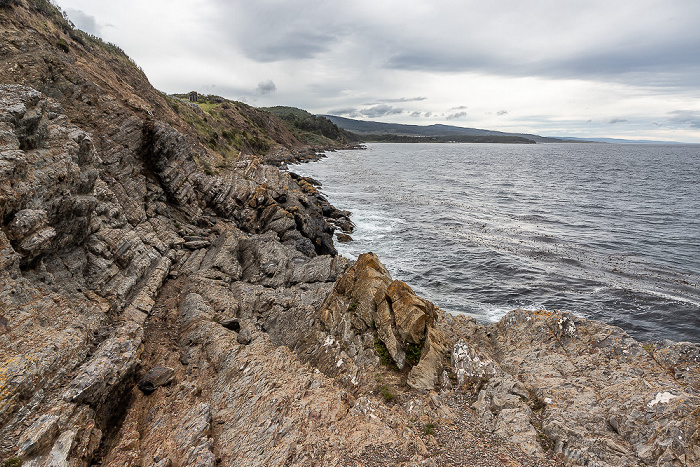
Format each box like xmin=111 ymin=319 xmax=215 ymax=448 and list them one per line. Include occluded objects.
xmin=1 ymin=2 xmax=698 ymax=466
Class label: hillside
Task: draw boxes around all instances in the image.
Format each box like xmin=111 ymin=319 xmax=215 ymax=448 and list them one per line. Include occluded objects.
xmin=262 ymin=106 xmax=360 ymax=148
xmin=324 ymin=115 xmax=571 ymax=143
xmin=0 ymin=2 xmax=698 ymax=466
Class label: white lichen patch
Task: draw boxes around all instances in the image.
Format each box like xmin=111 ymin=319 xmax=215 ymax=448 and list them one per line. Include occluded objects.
xmin=647 ymin=391 xmax=677 ymax=408
xmin=557 ymin=315 xmax=577 ymax=338
xmin=324 ymin=336 xmax=335 ymax=347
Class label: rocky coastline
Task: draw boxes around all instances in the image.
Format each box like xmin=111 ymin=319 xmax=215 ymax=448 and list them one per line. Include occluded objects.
xmin=1 ymin=1 xmax=699 ymax=466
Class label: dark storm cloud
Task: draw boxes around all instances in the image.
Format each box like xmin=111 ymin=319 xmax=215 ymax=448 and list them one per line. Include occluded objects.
xmin=256 ymin=80 xmax=277 ymax=95
xmin=667 ymin=110 xmax=700 ymax=128
xmin=64 ymin=8 xmax=101 ymax=36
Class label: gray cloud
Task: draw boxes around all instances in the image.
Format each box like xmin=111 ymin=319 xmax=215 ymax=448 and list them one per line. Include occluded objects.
xmin=327 ymin=107 xmax=360 ymax=117
xmin=446 ymin=111 xmax=467 ymax=120
xmin=379 ymin=97 xmax=427 ymax=103
xmin=256 ymin=80 xmax=277 ymax=95
xmin=497 ymin=110 xmax=508 ymax=116
xmin=327 ymin=105 xmax=404 ymax=118
xmin=667 ymin=110 xmax=700 ymax=128
xmin=64 ymin=8 xmax=101 ymax=36
xmin=360 ymin=104 xmax=403 ymax=118
xmin=211 ymin=1 xmax=342 ymax=62
xmin=608 ymin=118 xmax=628 ymax=124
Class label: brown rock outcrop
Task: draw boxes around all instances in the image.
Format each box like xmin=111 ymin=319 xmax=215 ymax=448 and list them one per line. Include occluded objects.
xmin=1 ymin=2 xmax=697 ymax=466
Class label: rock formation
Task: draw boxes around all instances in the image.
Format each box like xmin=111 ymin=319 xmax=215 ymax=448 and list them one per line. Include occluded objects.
xmin=0 ymin=1 xmax=698 ymax=466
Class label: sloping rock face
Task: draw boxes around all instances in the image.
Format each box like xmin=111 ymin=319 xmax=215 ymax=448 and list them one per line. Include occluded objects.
xmin=1 ymin=2 xmax=698 ymax=466
xmin=452 ymin=310 xmax=700 ymax=465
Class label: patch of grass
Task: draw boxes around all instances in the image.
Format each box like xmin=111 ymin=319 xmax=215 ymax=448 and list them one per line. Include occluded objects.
xmin=642 ymin=343 xmax=655 ymax=354
xmin=347 ymin=300 xmax=358 ymax=313
xmin=423 ymin=423 xmax=436 ymax=436
xmin=380 ymin=384 xmax=395 ymax=402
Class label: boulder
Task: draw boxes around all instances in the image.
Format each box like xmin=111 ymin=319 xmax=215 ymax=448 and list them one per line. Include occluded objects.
xmin=138 ymin=366 xmax=175 ymax=394
xmin=237 ymin=329 xmax=252 ymax=345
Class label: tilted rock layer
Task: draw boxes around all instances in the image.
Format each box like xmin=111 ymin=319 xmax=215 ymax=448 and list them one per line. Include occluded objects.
xmin=1 ymin=2 xmax=698 ymax=466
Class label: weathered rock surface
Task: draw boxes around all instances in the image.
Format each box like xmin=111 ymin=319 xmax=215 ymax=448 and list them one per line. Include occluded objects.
xmin=1 ymin=2 xmax=697 ymax=466
xmin=451 ymin=309 xmax=700 ymax=465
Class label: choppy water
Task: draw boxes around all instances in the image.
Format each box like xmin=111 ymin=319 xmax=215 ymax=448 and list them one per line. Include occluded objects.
xmin=290 ymin=143 xmax=700 ymax=343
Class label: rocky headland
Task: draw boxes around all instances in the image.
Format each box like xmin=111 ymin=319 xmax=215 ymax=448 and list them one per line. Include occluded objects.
xmin=1 ymin=1 xmax=698 ymax=466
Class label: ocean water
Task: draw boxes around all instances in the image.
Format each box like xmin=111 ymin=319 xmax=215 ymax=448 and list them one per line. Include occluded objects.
xmin=289 ymin=143 xmax=700 ymax=343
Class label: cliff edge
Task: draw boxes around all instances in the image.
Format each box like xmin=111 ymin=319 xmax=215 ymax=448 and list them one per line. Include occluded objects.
xmin=0 ymin=1 xmax=698 ymax=466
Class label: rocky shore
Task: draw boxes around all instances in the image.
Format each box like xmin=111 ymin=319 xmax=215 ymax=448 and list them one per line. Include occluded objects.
xmin=1 ymin=1 xmax=699 ymax=466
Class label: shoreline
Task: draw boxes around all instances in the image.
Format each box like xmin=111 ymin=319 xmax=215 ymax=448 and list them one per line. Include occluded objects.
xmin=1 ymin=2 xmax=698 ymax=465
xmin=290 ymin=144 xmax=700 ymax=345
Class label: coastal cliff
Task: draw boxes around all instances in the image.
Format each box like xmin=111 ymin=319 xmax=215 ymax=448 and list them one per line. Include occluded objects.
xmin=1 ymin=1 xmax=698 ymax=466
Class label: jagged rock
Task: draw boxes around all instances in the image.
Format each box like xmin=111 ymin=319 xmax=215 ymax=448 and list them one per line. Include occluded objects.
xmin=451 ymin=339 xmax=502 ymax=387
xmin=386 ymin=280 xmax=436 ymax=344
xmin=237 ymin=328 xmax=253 ymax=345
xmin=1 ymin=4 xmax=697 ymax=466
xmin=458 ymin=309 xmax=700 ymax=466
xmin=63 ymin=322 xmax=143 ymax=405
xmin=18 ymin=414 xmax=59 ymax=456
xmin=319 ymin=253 xmax=447 ymax=383
xmin=138 ymin=366 xmax=175 ymax=394
xmin=336 ymin=232 xmax=352 ymax=242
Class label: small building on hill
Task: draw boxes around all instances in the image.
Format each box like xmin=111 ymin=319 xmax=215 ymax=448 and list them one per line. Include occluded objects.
xmin=188 ymin=91 xmax=198 ymax=102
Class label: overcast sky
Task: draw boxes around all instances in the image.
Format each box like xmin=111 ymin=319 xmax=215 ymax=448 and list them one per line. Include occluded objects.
xmin=55 ymin=0 xmax=700 ymax=142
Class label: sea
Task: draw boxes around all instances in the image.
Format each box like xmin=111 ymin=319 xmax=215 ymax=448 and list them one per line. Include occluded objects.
xmin=289 ymin=142 xmax=700 ymax=343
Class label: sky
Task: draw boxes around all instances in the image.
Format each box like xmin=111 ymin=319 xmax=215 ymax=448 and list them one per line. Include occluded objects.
xmin=54 ymin=0 xmax=700 ymax=142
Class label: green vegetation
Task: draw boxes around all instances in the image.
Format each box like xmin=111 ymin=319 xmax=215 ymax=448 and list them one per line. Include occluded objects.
xmin=56 ymin=38 xmax=69 ymax=53
xmin=405 ymin=341 xmax=423 ymax=367
xmin=2 ymin=457 xmax=23 ymax=467
xmin=262 ymin=106 xmax=359 ymax=146
xmin=347 ymin=300 xmax=358 ymax=313
xmin=380 ymin=384 xmax=395 ymax=402
xmin=167 ymin=93 xmax=281 ymax=164
xmin=359 ymin=134 xmax=536 ymax=144
xmin=423 ymin=423 xmax=436 ymax=436
xmin=374 ymin=335 xmax=396 ymax=368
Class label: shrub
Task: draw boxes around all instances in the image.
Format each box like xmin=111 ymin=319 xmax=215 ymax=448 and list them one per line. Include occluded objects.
xmin=374 ymin=336 xmax=396 ymax=368
xmin=56 ymin=38 xmax=70 ymax=53
xmin=3 ymin=457 xmax=23 ymax=467
xmin=423 ymin=423 xmax=436 ymax=436
xmin=405 ymin=341 xmax=423 ymax=366
xmin=380 ymin=385 xmax=395 ymax=402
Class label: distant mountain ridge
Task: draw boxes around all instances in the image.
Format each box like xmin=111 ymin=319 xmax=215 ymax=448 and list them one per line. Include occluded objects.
xmin=322 ymin=115 xmax=569 ymax=143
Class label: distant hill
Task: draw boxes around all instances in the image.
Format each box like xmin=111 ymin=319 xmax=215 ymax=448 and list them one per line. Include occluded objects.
xmin=322 ymin=115 xmax=575 ymax=143
xmin=262 ymin=106 xmax=360 ymax=147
